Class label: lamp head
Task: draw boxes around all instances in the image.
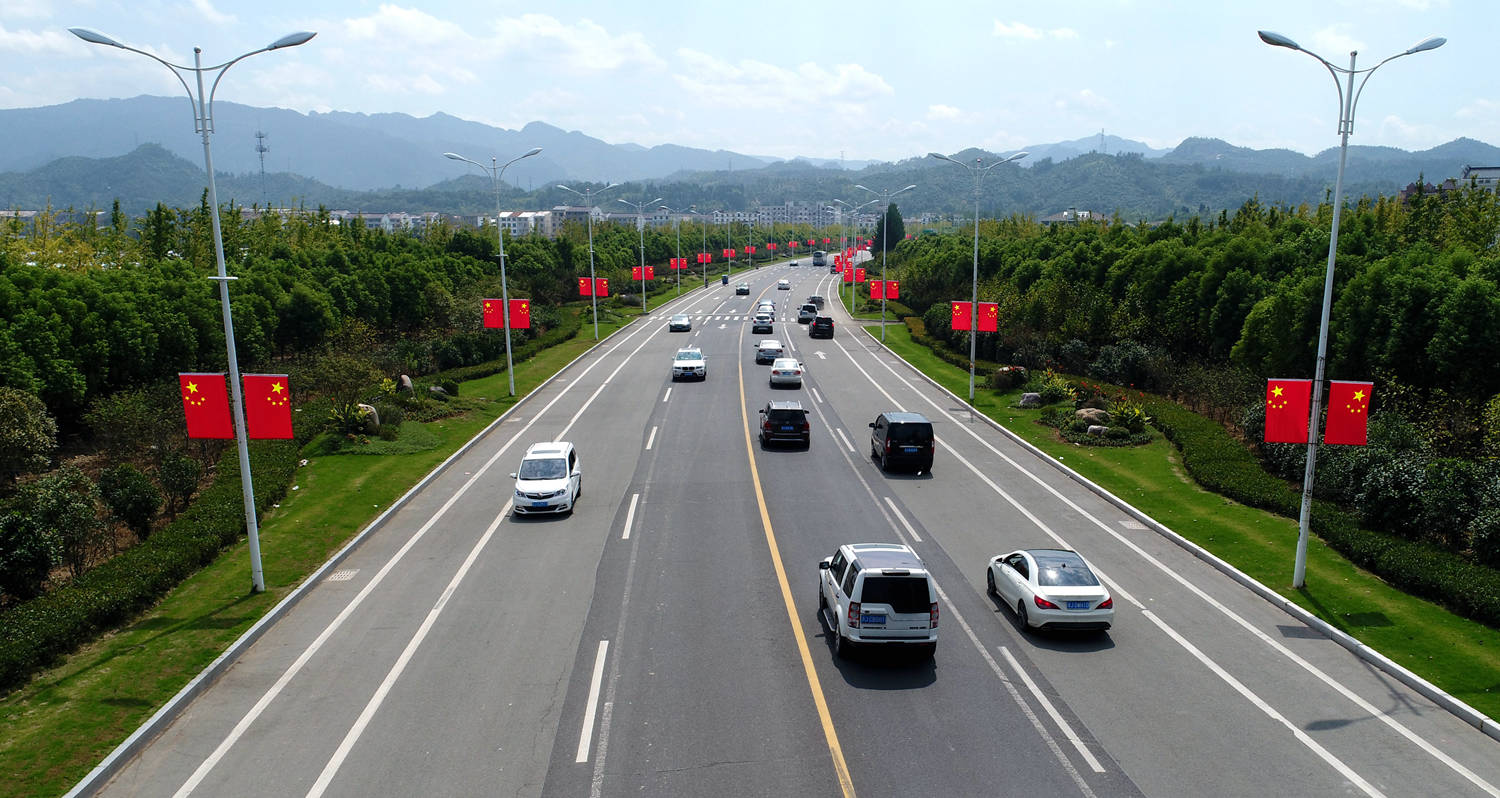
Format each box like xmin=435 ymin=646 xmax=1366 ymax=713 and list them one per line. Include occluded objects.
xmin=443 ymin=152 xmax=467 ymax=162
xmin=521 ymin=147 xmax=543 ymax=158
xmin=69 ymin=27 xmax=123 ymax=47
xmin=1407 ymin=36 xmax=1445 ymax=54
xmin=268 ymin=31 xmax=317 ymax=50
xmin=928 ymin=152 xmax=958 ymax=164
xmin=1257 ymin=30 xmax=1300 ymax=51
xmin=1006 ymin=151 xmax=1029 ymax=163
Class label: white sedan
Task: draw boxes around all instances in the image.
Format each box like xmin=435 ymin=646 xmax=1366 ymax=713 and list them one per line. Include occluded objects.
xmin=777 ymin=278 xmax=791 ymax=290
xmin=768 ymin=357 xmax=803 ymax=388
xmin=987 ymin=549 xmax=1114 ymax=632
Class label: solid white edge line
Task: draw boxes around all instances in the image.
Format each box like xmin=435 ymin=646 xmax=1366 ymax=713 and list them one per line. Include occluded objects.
xmin=1141 ymin=611 xmax=1386 ymax=798
xmin=304 ymin=503 xmax=511 ymax=797
xmin=881 ymin=497 xmax=922 ymax=543
xmin=834 ymin=428 xmax=855 ymax=453
xmin=575 ymin=640 xmax=610 ymax=763
xmin=645 ymin=426 xmax=657 ymax=451
xmin=998 ymin=647 xmax=1106 ymax=773
xmin=622 ymin=493 xmax=639 ymax=540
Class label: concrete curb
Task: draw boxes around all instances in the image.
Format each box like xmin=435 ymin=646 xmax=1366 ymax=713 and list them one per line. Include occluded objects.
xmin=860 ymin=327 xmax=1500 ymax=744
xmin=65 ymin=308 xmax=653 ymax=797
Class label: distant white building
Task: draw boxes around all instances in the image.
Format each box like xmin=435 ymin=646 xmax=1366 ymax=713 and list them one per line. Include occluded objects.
xmin=1462 ymin=165 xmax=1500 ymax=192
xmin=1039 ymin=208 xmax=1104 ymax=226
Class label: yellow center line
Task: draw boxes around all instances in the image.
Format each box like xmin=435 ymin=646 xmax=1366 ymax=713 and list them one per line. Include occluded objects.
xmin=738 ymin=323 xmax=856 ymax=798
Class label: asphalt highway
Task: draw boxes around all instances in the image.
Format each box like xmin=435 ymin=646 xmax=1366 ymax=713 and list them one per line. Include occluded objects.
xmin=90 ymin=256 xmax=1500 ymax=797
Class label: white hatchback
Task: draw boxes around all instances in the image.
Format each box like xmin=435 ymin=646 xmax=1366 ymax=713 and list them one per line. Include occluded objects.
xmin=510 ymin=441 xmax=581 ymax=515
xmin=987 ymin=548 xmax=1113 ymax=632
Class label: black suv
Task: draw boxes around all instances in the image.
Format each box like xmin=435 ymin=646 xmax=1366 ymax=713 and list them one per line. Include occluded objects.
xmin=807 ymin=295 xmax=825 ymax=309
xmin=809 ymin=316 xmax=835 ymax=338
xmin=870 ymin=411 xmax=934 ymax=473
xmin=759 ymin=401 xmax=811 ymax=447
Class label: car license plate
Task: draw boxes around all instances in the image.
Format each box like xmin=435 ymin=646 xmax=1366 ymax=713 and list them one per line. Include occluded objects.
xmin=532 ymin=501 xmax=549 ymax=508
xmin=1066 ymin=601 xmax=1090 ymax=610
xmin=781 ymin=425 xmax=794 ymax=431
xmin=903 ymin=446 xmax=918 ymax=453
xmin=860 ymin=614 xmax=886 ymax=625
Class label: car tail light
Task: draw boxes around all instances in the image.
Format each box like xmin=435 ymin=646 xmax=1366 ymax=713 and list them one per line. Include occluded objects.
xmin=848 ymin=601 xmax=861 ymax=629
xmin=763 ymin=420 xmax=771 ymax=430
xmin=1097 ymin=597 xmax=1113 ymax=610
xmin=802 ymin=420 xmax=810 ymax=431
xmin=930 ymin=602 xmax=939 ymax=628
xmin=1033 ymin=595 xmax=1059 ymax=610
xmin=884 ymin=439 xmax=892 ymax=453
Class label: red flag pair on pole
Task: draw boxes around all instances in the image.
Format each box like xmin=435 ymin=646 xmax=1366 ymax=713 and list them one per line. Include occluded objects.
xmin=697 ymin=252 xmax=712 ymax=264
xmin=950 ymin=301 xmax=999 ymax=332
xmin=722 ymin=248 xmax=737 ymax=258
xmin=1265 ymin=379 xmax=1373 ymax=445
xmin=632 ymin=266 xmax=655 ymax=280
xmin=842 ymin=267 xmax=866 ymax=284
xmin=179 ymin=373 xmax=292 ymax=440
xmin=577 ymin=277 xmax=610 ymax=296
xmin=483 ymin=299 xmax=530 ymax=329
xmin=868 ymin=280 xmax=899 ymax=300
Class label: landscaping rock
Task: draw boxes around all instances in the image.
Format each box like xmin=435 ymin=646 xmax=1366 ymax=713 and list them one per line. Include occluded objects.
xmin=429 ymin=385 xmax=449 ymax=397
xmin=356 ymin=403 xmax=380 ymax=428
xmin=1019 ymin=392 xmax=1043 ymax=408
xmin=1087 ymin=424 xmax=1109 ymax=436
xmin=1076 ymin=407 xmax=1112 ymax=426
xmin=398 ymin=374 xmax=414 ymax=393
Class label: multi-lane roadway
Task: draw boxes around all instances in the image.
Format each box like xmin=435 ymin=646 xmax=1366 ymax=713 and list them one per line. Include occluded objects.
xmin=87 ymin=258 xmax=1500 ymax=797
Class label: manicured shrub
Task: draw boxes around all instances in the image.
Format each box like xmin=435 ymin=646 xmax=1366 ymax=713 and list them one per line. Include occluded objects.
xmin=0 ymin=510 xmax=57 ymax=600
xmin=98 ymin=464 xmax=162 ymax=541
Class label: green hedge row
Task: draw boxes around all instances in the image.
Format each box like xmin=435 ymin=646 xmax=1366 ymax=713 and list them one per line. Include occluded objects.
xmin=1148 ymin=398 xmax=1500 ymax=629
xmin=0 ymin=439 xmax=300 ymax=692
xmin=430 ymin=305 xmax=586 ymax=386
xmin=905 ymin=318 xmax=1001 ymax=376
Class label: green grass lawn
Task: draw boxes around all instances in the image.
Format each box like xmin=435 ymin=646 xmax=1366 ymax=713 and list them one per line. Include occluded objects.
xmin=871 ymin=323 xmax=1500 ymax=720
xmin=0 ymin=315 xmax=631 ymax=798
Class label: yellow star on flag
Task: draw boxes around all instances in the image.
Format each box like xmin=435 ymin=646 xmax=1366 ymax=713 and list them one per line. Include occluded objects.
xmin=1271 ymin=386 xmax=1284 ymax=397
xmin=187 ymin=381 xmax=199 ymax=394
xmin=271 ymin=382 xmax=285 ymax=394
xmin=1352 ymin=389 xmax=1366 ymax=402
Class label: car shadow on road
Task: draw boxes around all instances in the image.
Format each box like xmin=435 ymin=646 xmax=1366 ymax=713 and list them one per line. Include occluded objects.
xmin=984 ymin=591 xmax=1116 ymax=653
xmin=814 ymin=610 xmax=938 ymax=688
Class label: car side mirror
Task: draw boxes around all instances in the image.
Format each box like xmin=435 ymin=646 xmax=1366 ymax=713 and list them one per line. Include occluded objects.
xmin=819 ymin=561 xmax=830 ymax=570
xmin=868 ymin=422 xmax=876 ymax=428
xmin=508 ymin=473 xmax=518 ymax=479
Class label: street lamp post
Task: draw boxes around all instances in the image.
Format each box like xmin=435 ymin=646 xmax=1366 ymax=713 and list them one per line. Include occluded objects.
xmin=929 ymin=151 xmax=1028 ymax=402
xmin=659 ymin=205 xmax=684 ymax=295
xmin=832 ymin=198 xmax=878 ymax=312
xmin=618 ymin=197 xmax=664 ymax=314
xmin=558 ymin=183 xmax=620 ymax=339
xmin=444 ymin=147 xmax=542 ymax=397
xmin=688 ymin=208 xmax=709 ymax=287
xmin=1259 ymin=29 xmax=1445 ymax=589
xmin=70 ymin=26 xmax=316 ymax=594
xmin=854 ymin=183 xmax=917 ymax=342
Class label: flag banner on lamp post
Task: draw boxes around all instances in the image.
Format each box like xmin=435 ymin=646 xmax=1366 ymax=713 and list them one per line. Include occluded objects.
xmin=509 ymin=298 xmax=531 ymax=329
xmin=769 ymin=243 xmax=777 ymax=250
xmin=1324 ymin=380 xmax=1374 ymax=445
xmin=869 ymin=281 xmax=884 ymax=300
xmin=978 ymin=302 xmax=999 ymax=332
xmin=483 ymin=298 xmax=504 ymax=328
xmin=885 ymin=280 xmax=899 ymax=299
xmin=951 ymin=301 xmax=972 ymax=331
xmin=632 ymin=266 xmax=656 ymax=280
xmin=806 ymin=239 xmax=814 ymax=246
xmin=578 ymin=277 xmax=594 ymax=297
xmin=698 ymin=252 xmax=711 ymax=264
xmin=179 ymin=373 xmax=233 ymax=439
xmin=1264 ymin=379 xmax=1314 ymax=443
xmin=746 ymin=246 xmax=756 ymax=254
xmin=822 ymin=238 xmax=831 ymax=244
xmin=842 ymin=267 xmax=854 ymax=283
xmin=854 ymin=267 xmax=866 ymax=283
xmin=243 ymin=374 xmax=293 ymax=439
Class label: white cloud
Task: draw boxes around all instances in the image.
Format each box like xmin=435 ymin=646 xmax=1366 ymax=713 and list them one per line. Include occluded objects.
xmin=1455 ymin=98 xmax=1500 ymax=124
xmin=188 ymin=0 xmax=237 ymax=26
xmin=0 ymin=0 xmax=52 ymax=20
xmin=927 ymin=104 xmax=962 ymax=120
xmin=366 ymin=72 xmax=445 ymax=97
xmin=489 ymin=13 xmax=664 ymax=73
xmin=673 ymin=49 xmax=892 ymax=110
xmin=993 ymin=21 xmax=1079 ymax=40
xmin=0 ymin=24 xmax=79 ymax=55
xmin=1308 ymin=25 xmax=1364 ymax=57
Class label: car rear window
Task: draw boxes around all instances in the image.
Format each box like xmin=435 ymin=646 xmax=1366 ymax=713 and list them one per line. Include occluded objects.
xmin=887 ymin=423 xmax=932 ymax=443
xmin=859 ymin=576 xmax=930 ymax=613
xmin=1035 ymin=554 xmax=1100 ymax=587
xmin=766 ymin=408 xmax=805 ymax=423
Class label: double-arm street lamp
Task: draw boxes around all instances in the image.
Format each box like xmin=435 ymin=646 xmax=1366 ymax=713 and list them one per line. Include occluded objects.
xmin=558 ymin=183 xmax=620 ymax=339
xmin=854 ymin=183 xmax=917 ymax=342
xmin=618 ymin=197 xmax=664 ymax=314
xmin=1258 ymin=29 xmax=1445 ymax=589
xmin=929 ymin=150 xmax=1028 ymax=402
xmin=688 ymin=207 xmax=710 ymax=287
xmin=444 ymin=147 xmax=542 ymax=397
xmin=832 ymin=197 xmax=879 ymax=310
xmin=70 ymin=26 xmax=316 ymax=594
xmin=658 ymin=205 xmax=686 ymax=296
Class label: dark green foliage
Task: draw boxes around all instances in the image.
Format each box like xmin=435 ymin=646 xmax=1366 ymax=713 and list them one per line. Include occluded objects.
xmin=0 ymin=387 xmax=58 ymax=491
xmin=157 ymin=452 xmax=201 ymax=517
xmin=98 ymin=464 xmax=161 ymax=541
xmin=0 ymin=510 xmax=58 ymax=600
xmin=14 ymin=465 xmax=103 ymax=580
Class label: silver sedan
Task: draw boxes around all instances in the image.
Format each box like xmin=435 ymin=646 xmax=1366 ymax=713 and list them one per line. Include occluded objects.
xmin=768 ymin=357 xmax=803 ymax=388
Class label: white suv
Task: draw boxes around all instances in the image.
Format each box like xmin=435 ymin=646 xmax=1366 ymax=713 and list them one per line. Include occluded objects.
xmin=818 ymin=543 xmax=938 ymax=659
xmin=510 ymin=441 xmax=581 ymax=515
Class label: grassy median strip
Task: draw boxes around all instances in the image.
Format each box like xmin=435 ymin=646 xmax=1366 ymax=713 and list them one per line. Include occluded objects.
xmin=869 ymin=323 xmax=1500 ymax=721
xmin=0 ymin=317 xmax=631 ymax=798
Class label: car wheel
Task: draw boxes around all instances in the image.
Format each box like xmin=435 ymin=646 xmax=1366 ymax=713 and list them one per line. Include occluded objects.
xmin=1017 ymin=601 xmax=1031 ymax=632
xmin=834 ymin=631 xmax=852 ymax=660
xmin=986 ymin=569 xmax=997 ymax=597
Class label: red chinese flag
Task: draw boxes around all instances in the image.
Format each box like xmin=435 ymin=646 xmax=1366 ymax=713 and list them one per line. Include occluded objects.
xmin=905 ymin=233 xmax=913 ymax=239
xmin=578 ymin=277 xmax=593 ymax=297
xmin=768 ymin=242 xmax=777 ymax=250
xmin=722 ymin=248 xmax=731 ymax=258
xmin=633 ymin=266 xmax=643 ymax=280
xmin=243 ymin=374 xmax=293 ymax=440
xmin=645 ymin=266 xmax=655 ymax=280
xmin=788 ymin=241 xmax=798 ymax=248
xmin=728 ymin=248 xmax=736 ymax=258
xmin=509 ymin=298 xmax=531 ymax=329
xmin=1264 ymin=379 xmax=1314 ymax=443
xmin=483 ymin=298 xmax=504 ymax=328
xmin=1324 ymin=381 xmax=1374 ymax=446
xmin=869 ymin=281 xmax=884 ymax=300
xmin=843 ymin=266 xmax=854 ymax=284
xmin=823 ymin=238 xmax=830 ymax=244
xmin=978 ymin=302 xmax=999 ymax=332
xmin=887 ymin=280 xmax=899 ymax=299
xmin=854 ymin=267 xmax=866 ymax=283
xmin=951 ymin=302 xmax=972 ymax=330
xmin=747 ymin=246 xmax=756 ymax=254
xmin=179 ymin=373 xmax=233 ymax=439
xmin=806 ymin=239 xmax=814 ymax=246
xmin=595 ymin=278 xmax=610 ymax=296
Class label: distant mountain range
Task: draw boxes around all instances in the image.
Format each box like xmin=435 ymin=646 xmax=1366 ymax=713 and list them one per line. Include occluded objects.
xmin=1 ymin=95 xmax=1497 ymax=220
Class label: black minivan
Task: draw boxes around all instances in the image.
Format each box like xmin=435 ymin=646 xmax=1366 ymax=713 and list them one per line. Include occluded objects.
xmin=869 ymin=412 xmax=934 ymax=473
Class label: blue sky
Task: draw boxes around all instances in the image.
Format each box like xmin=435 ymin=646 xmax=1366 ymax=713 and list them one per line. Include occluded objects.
xmin=2 ymin=0 xmax=1492 ymax=164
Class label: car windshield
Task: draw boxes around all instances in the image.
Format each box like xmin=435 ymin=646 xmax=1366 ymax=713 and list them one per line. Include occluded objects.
xmin=518 ymin=458 xmax=567 ymax=480
xmin=672 ymin=315 xmax=688 ymax=322
xmin=1034 ymin=553 xmax=1101 ymax=586
xmin=675 ymin=351 xmax=701 ymax=360
xmin=860 ymin=576 xmax=930 ymax=613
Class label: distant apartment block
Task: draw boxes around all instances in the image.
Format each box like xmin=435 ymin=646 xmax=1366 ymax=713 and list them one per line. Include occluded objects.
xmin=1461 ymin=165 xmax=1500 ymax=192
xmin=1039 ymin=208 xmax=1103 ymax=225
